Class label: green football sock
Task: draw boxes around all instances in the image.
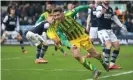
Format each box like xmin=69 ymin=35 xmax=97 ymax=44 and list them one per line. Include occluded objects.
xmin=81 ymin=57 xmax=96 ymax=71
xmin=58 ymin=44 xmax=65 ymax=54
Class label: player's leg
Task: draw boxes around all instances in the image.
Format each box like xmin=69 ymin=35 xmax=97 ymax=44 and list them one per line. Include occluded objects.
xmin=81 ymin=38 xmax=109 ymax=72
xmin=109 ymin=31 xmax=121 ymax=69
xmin=71 ymin=44 xmax=101 ymax=79
xmin=98 ymin=30 xmax=112 ymax=65
xmin=0 ymin=31 xmax=8 ymax=43
xmin=39 ymin=32 xmax=48 ymax=63
xmin=52 ymin=37 xmax=67 ymax=56
xmin=84 ymin=27 xmax=98 ymax=59
xmin=39 ymin=45 xmax=48 ymax=63
xmin=35 ymin=45 xmax=42 ymax=64
xmin=15 ymin=31 xmax=28 ymax=54
xmin=25 ymin=31 xmax=47 ymax=63
xmin=89 ymin=27 xmax=98 ymax=44
xmin=47 ymin=31 xmax=67 ymax=56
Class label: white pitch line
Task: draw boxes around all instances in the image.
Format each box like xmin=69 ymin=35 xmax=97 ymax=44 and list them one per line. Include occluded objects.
xmin=86 ymin=71 xmax=133 ymax=80
xmin=2 ymin=68 xmax=131 ymax=73
xmin=1 ymin=56 xmax=34 ymax=60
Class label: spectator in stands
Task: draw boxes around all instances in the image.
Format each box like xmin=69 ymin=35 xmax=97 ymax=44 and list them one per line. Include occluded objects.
xmin=115 ymin=7 xmax=121 ymax=16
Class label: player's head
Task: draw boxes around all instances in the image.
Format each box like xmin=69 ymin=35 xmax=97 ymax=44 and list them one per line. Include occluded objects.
xmin=7 ymin=5 xmax=15 ymax=15
xmin=46 ymin=1 xmax=55 ymax=11
xmin=46 ymin=9 xmax=55 ymax=24
xmin=67 ymin=1 xmax=75 ymax=10
xmin=102 ymin=0 xmax=109 ymax=5
xmin=52 ymin=7 xmax=64 ymax=22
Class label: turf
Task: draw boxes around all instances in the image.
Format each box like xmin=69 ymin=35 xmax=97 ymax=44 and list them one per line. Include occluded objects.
xmin=1 ymin=45 xmax=133 ymax=80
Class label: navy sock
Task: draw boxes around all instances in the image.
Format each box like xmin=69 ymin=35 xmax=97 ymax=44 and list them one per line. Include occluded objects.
xmin=104 ymin=48 xmax=111 ymax=64
xmin=111 ymin=50 xmax=119 ymax=63
xmin=40 ymin=46 xmax=48 ymax=58
xmin=19 ymin=40 xmax=24 ymax=50
xmin=36 ymin=46 xmax=41 ymax=59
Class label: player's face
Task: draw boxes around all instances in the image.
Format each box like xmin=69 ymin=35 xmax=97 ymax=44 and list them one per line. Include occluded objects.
xmin=67 ymin=3 xmax=75 ymax=10
xmin=102 ymin=0 xmax=109 ymax=5
xmin=53 ymin=11 xmax=64 ymax=22
xmin=10 ymin=8 xmax=15 ymax=15
xmin=47 ymin=14 xmax=55 ymax=24
xmin=46 ymin=4 xmax=55 ymax=10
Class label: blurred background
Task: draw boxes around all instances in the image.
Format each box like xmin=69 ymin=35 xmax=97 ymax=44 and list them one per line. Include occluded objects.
xmin=1 ymin=1 xmax=133 ymax=45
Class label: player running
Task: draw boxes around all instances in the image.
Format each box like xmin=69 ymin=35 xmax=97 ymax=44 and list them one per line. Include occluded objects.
xmin=1 ymin=5 xmax=28 ymax=54
xmin=48 ymin=5 xmax=109 ymax=79
xmin=96 ymin=0 xmax=128 ymax=69
xmin=24 ymin=10 xmax=54 ymax=64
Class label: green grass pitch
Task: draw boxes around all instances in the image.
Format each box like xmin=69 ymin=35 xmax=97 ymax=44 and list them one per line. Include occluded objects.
xmin=1 ymin=45 xmax=133 ymax=80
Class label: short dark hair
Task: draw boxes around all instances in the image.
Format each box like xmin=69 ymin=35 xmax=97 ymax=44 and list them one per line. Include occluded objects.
xmin=7 ymin=5 xmax=15 ymax=13
xmin=46 ymin=1 xmax=55 ymax=5
xmin=52 ymin=7 xmax=63 ymax=13
xmin=47 ymin=9 xmax=53 ymax=14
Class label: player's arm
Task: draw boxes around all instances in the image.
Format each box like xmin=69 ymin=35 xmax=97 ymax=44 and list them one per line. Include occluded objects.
xmin=35 ymin=14 xmax=45 ymax=24
xmin=16 ymin=16 xmax=20 ymax=32
xmin=86 ymin=9 xmax=91 ymax=33
xmin=2 ymin=15 xmax=8 ymax=30
xmin=96 ymin=6 xmax=105 ymax=18
xmin=111 ymin=15 xmax=128 ymax=32
xmin=70 ymin=5 xmax=90 ymax=17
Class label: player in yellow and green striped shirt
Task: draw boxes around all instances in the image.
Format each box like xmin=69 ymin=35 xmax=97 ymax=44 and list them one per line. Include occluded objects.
xmin=47 ymin=5 xmax=109 ymax=79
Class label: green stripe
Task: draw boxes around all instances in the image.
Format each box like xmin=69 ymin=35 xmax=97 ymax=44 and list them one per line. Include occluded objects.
xmin=59 ymin=23 xmax=72 ymax=40
xmin=74 ymin=29 xmax=80 ymax=38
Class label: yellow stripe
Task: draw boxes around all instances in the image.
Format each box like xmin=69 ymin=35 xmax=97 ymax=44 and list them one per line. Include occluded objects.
xmin=90 ymin=64 xmax=92 ymax=70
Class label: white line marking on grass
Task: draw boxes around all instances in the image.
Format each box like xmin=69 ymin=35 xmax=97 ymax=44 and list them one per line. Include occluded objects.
xmin=2 ymin=68 xmax=132 ymax=73
xmin=86 ymin=71 xmax=133 ymax=80
xmin=1 ymin=56 xmax=34 ymax=60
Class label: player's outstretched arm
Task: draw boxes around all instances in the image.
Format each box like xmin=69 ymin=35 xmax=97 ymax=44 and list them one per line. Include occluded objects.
xmin=111 ymin=15 xmax=128 ymax=33
xmin=35 ymin=14 xmax=45 ymax=25
xmin=70 ymin=5 xmax=90 ymax=17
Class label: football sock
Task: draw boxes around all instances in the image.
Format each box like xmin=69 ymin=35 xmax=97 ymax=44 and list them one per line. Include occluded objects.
xmin=81 ymin=57 xmax=96 ymax=71
xmin=36 ymin=46 xmax=41 ymax=59
xmin=40 ymin=45 xmax=48 ymax=59
xmin=101 ymin=44 xmax=105 ymax=56
xmin=19 ymin=40 xmax=24 ymax=51
xmin=104 ymin=48 xmax=111 ymax=64
xmin=110 ymin=50 xmax=119 ymax=67
xmin=58 ymin=44 xmax=65 ymax=54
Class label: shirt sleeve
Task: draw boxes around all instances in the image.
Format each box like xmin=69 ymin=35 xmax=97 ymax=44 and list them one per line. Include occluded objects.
xmin=35 ymin=14 xmax=45 ymax=25
xmin=88 ymin=9 xmax=91 ymax=14
xmin=2 ymin=15 xmax=8 ymax=30
xmin=69 ymin=5 xmax=90 ymax=17
xmin=16 ymin=16 xmax=20 ymax=31
xmin=44 ymin=23 xmax=50 ymax=29
xmin=96 ymin=6 xmax=103 ymax=18
xmin=3 ymin=15 xmax=8 ymax=24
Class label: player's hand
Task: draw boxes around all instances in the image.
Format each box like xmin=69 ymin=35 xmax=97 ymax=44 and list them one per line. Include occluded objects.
xmin=84 ymin=29 xmax=88 ymax=34
xmin=122 ymin=25 xmax=128 ymax=33
xmin=89 ymin=4 xmax=95 ymax=9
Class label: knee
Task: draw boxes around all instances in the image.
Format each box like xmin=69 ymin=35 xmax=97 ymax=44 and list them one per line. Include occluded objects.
xmin=105 ymin=41 xmax=112 ymax=48
xmin=17 ymin=35 xmax=22 ymax=41
xmin=71 ymin=44 xmax=78 ymax=50
xmin=114 ymin=47 xmax=120 ymax=51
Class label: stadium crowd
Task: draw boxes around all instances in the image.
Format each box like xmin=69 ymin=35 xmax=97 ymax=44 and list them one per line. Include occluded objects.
xmin=1 ymin=1 xmax=133 ymax=36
